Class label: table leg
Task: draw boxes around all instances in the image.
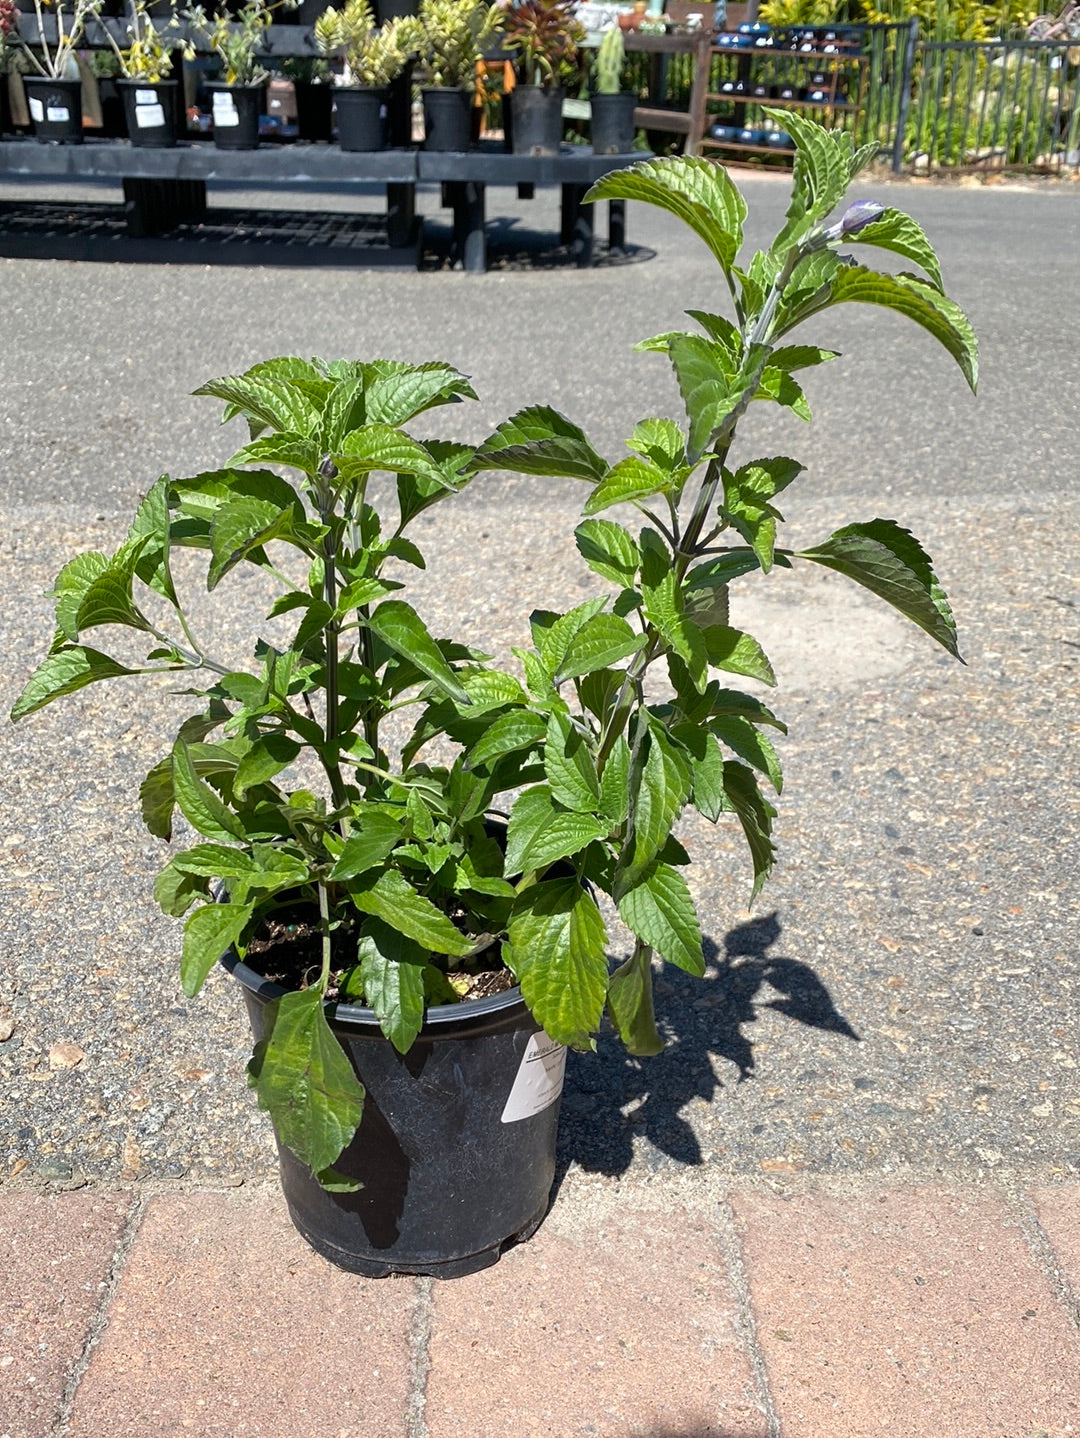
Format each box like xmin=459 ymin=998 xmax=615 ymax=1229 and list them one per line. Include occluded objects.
xmin=608 ymin=198 xmax=626 ymax=253
xmin=122 ymin=178 xmax=206 ymax=237
xmin=566 ymin=184 xmax=594 ymax=268
xmin=385 ymin=182 xmax=415 ymax=249
xmin=449 ymin=180 xmax=486 ymax=273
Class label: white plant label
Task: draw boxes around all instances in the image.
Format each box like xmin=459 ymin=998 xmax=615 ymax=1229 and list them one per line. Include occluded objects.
xmin=28 ymin=98 xmax=44 ymax=122
xmin=136 ymin=104 xmax=166 ymax=129
xmin=135 ymin=89 xmax=158 ymax=106
xmin=213 ymin=95 xmax=240 ymax=128
xmin=500 ymin=1032 xmax=566 ymax=1124
xmin=46 ymin=106 xmax=70 ymax=123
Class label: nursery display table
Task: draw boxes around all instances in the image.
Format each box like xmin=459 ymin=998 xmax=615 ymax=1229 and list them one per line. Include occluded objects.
xmin=0 ymin=139 xmax=641 ymax=272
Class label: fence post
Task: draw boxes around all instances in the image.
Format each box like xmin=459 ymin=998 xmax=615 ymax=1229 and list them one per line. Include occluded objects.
xmin=892 ymin=16 xmax=919 ymax=175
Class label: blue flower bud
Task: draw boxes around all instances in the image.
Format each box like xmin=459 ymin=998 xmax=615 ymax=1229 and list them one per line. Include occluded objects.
xmin=839 ymin=200 xmax=885 ymax=236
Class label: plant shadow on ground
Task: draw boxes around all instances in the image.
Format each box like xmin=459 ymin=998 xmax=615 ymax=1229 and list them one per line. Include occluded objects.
xmin=553 ymin=911 xmax=860 ymax=1184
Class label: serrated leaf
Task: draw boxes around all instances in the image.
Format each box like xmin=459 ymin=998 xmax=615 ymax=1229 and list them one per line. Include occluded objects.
xmin=172 ymin=740 xmax=246 ymax=843
xmin=505 ymin=786 xmax=607 ymax=875
xmin=627 ymin=725 xmax=691 ymax=877
xmin=607 ymin=942 xmax=665 ymax=1056
xmin=640 ymin=531 xmax=707 ymax=692
xmin=618 ymin=863 xmax=703 ymax=976
xmin=766 ymin=107 xmax=849 ymax=247
xmin=127 ymin=478 xmax=178 ymax=604
xmin=506 ymin=878 xmax=608 ymax=1049
xmin=554 ymin=614 xmax=642 ymax=684
xmin=172 ymin=844 xmax=263 ymax=879
xmin=762 ymin=345 xmax=839 ymax=374
xmin=754 ymin=367 xmax=812 ymax=423
xmin=583 ymin=455 xmax=676 ymax=517
xmin=687 ymin=729 xmax=726 ymax=822
xmin=336 ymin=424 xmax=453 ymax=488
xmin=10 ymin=646 xmax=139 ymax=722
xmin=797 ymin=519 xmax=960 ymax=657
xmin=627 ymin=418 xmax=688 ymax=471
xmin=208 ymin=497 xmax=298 ymax=590
xmin=328 ymin=812 xmax=403 ymax=880
xmin=471 ymin=406 xmax=607 ymax=482
xmin=248 ymin=987 xmax=366 ymax=1176
xmin=722 ymin=457 xmax=804 ymax=573
xmin=669 ymin=337 xmax=769 ymax=462
xmin=829 ymin=266 xmax=977 ymax=392
xmin=367 ymin=600 xmax=471 ymax=705
xmin=467 ymin=709 xmax=547 ymax=768
xmin=599 ymin=734 xmax=630 ymax=828
xmin=711 ymin=716 xmax=783 ymax=793
xmin=586 ymin=156 xmax=747 ymax=270
xmin=364 ymin=363 xmax=477 ymax=427
xmin=356 ymin=919 xmax=428 ymax=1054
xmin=460 ymin=670 xmax=528 ymax=711
xmin=169 ymin=467 xmax=300 ymax=526
xmin=537 ymin=598 xmax=608 ymax=676
xmin=349 ymin=869 xmax=472 ymax=956
xmin=154 ymin=861 xmax=206 ymax=918
xmin=723 ymin=761 xmax=777 ymax=903
xmin=181 ymin=900 xmax=254 ymax=996
xmin=544 ymin=712 xmax=601 ymax=813
xmin=74 ymin=538 xmax=154 ymax=634
xmin=702 ymin=626 xmax=777 ymax=686
xmin=575 ymin=519 xmax=641 ymax=587
xmin=848 ymin=208 xmax=944 ymax=292
xmin=233 ymin=735 xmax=300 ymax=801
xmin=51 ymin=552 xmax=110 ymax=641
xmin=711 ymin=688 xmax=788 ymax=732
xmin=194 ymin=372 xmax=320 ymax=437
xmin=228 ymin=434 xmax=323 ymax=475
xmin=685 ymin=309 xmax=742 ymax=356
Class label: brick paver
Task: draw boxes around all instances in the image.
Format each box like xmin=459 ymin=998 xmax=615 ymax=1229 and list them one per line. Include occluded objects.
xmin=426 ymin=1201 xmax=768 ymax=1438
xmin=0 ymin=1190 xmax=131 ymax=1438
xmin=731 ymin=1185 xmax=1080 ymax=1438
xmin=64 ymin=1190 xmax=417 ymax=1438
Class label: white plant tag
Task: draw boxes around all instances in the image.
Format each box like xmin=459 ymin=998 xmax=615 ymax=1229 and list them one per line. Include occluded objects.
xmin=213 ymin=94 xmax=240 ymax=128
xmin=46 ymin=105 xmax=70 ymax=122
xmin=136 ymin=104 xmax=166 ymax=128
xmin=29 ymin=98 xmax=44 ymax=121
xmin=500 ymin=1032 xmax=566 ymax=1124
xmin=135 ymin=89 xmax=158 ymax=105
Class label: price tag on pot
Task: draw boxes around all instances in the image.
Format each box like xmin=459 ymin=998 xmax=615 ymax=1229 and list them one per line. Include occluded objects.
xmin=213 ymin=93 xmax=240 ymax=128
xmin=136 ymin=104 xmax=166 ymax=129
xmin=46 ymin=105 xmax=71 ymax=122
xmin=135 ymin=89 xmax=158 ymax=105
xmin=28 ymin=97 xmax=44 ymax=122
xmin=500 ymin=1032 xmax=566 ymax=1124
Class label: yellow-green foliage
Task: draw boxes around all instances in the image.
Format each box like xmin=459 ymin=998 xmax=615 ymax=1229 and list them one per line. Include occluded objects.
xmin=758 ymin=0 xmax=1038 ymax=38
xmin=315 ymin=0 xmax=421 ymax=87
xmin=417 ymin=0 xmax=503 ymax=90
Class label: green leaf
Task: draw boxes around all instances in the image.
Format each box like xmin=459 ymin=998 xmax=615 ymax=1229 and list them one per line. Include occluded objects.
xmin=536 ymin=598 xmax=607 ymax=675
xmin=627 ymin=725 xmax=691 ymax=877
xmin=599 ymin=735 xmax=631 ymax=828
xmin=668 ymin=337 xmax=769 ymax=463
xmin=618 ymin=863 xmax=704 ymax=976
xmin=687 ymin=729 xmax=726 ymax=822
xmin=181 ymin=900 xmax=254 ymax=997
xmin=127 ymin=478 xmax=178 ymax=604
xmin=172 ymin=844 xmax=264 ymax=879
xmin=702 ymin=626 xmax=777 ymax=686
xmin=553 ymin=614 xmax=642 ymax=684
xmin=471 ymin=407 xmax=607 ymax=482
xmin=711 ymin=716 xmax=783 ymax=793
xmin=544 ymin=712 xmax=600 ymax=813
xmin=356 ymin=919 xmax=428 ymax=1054
xmin=208 ymin=497 xmax=298 ymax=590
xmin=154 ymin=861 xmax=206 ymax=918
xmin=763 ymin=345 xmax=839 ymax=374
xmin=349 ymin=869 xmax=472 ymax=956
xmin=336 ymin=424 xmax=453 ymax=488
xmin=367 ymin=600 xmax=471 ymax=706
xmin=248 ymin=986 xmax=366 ymax=1176
xmin=626 ymin=418 xmax=688 ymax=470
xmin=51 ymin=552 xmax=110 ymax=642
xmin=848 ymin=207 xmax=944 ymax=292
xmin=466 ymin=709 xmax=547 ymax=769
xmin=754 ymin=367 xmax=812 ymax=423
xmin=574 ymin=519 xmax=640 ymax=587
xmin=172 ymin=740 xmax=246 ymax=843
xmin=640 ymin=531 xmax=706 ymax=690
xmin=10 ymin=646 xmax=139 ymax=721
xmin=233 ymin=735 xmax=300 ymax=801
xmin=329 ymin=812 xmax=403 ymax=880
xmin=228 ymin=434 xmax=323 ymax=475
xmin=766 ymin=107 xmax=849 ymax=247
xmin=722 ymin=458 xmax=804 ymax=573
xmin=606 ymin=942 xmax=664 ymax=1056
xmin=74 ymin=539 xmax=154 ymax=634
xmin=583 ymin=455 xmax=677 ymax=516
xmin=723 ymin=761 xmax=777 ymax=902
xmin=364 ymin=363 xmax=477 ymax=427
xmin=585 ymin=156 xmax=747 ymax=270
xmin=827 ymin=266 xmax=977 ymax=392
xmin=797 ymin=519 xmax=960 ymax=657
xmin=194 ymin=372 xmax=320 ymax=437
xmin=506 ymin=878 xmax=608 ymax=1049
xmin=505 ymin=787 xmax=607 ymax=875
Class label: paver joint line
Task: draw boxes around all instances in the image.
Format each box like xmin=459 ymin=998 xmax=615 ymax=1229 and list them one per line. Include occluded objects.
xmin=51 ymin=1191 xmax=148 ymax=1438
xmin=406 ymin=1275 xmax=434 ymax=1438
xmin=714 ymin=1193 xmax=781 ymax=1438
xmin=1017 ymin=1187 xmax=1080 ymax=1332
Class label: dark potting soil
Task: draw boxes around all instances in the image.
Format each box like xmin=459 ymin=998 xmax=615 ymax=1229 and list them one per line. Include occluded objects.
xmin=244 ymin=907 xmax=516 ymax=1004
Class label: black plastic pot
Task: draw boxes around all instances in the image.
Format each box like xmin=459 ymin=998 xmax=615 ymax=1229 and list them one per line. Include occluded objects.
xmin=23 ymin=75 xmax=83 ymax=144
xmin=293 ymin=79 xmax=334 ymax=143
xmin=422 ymin=86 xmax=471 ymax=152
xmin=376 ymin=0 xmax=417 ymax=17
xmin=508 ymin=85 xmax=564 ymax=156
xmin=208 ymin=81 xmax=263 ymax=151
xmin=224 ymin=950 xmax=565 ymax=1277
xmin=119 ymin=79 xmax=180 ymax=148
xmin=335 ymin=86 xmax=387 ymax=152
xmin=590 ymin=91 xmax=637 ymax=156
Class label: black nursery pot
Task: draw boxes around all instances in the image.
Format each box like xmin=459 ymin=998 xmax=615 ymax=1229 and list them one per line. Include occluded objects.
xmin=23 ymin=75 xmax=83 ymax=144
xmin=208 ymin=82 xmax=263 ymax=150
xmin=293 ymin=79 xmax=334 ymax=143
xmin=590 ymin=90 xmax=637 ymax=156
xmin=508 ymin=85 xmax=564 ymax=156
xmin=421 ymin=86 xmax=472 ymax=152
xmin=118 ymin=79 xmax=180 ymax=148
xmin=334 ymin=86 xmax=387 ymax=152
xmin=224 ymin=951 xmax=566 ymax=1278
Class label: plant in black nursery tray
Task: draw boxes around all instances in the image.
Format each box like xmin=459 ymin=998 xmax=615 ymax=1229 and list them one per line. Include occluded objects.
xmin=12 ymin=113 xmax=977 ymax=1272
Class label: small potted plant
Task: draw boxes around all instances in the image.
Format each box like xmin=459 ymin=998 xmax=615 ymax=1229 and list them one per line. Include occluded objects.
xmin=0 ymin=0 xmax=17 ymax=134
xmin=502 ymin=0 xmax=585 ymax=155
xmin=314 ymin=0 xmax=421 ymax=151
xmin=186 ymin=0 xmax=294 ymax=149
xmin=8 ymin=0 xmax=104 ymax=142
xmin=416 ymin=0 xmax=502 ymax=151
xmin=279 ymin=52 xmax=332 ymax=142
xmin=12 ymin=115 xmax=977 ymax=1279
xmin=589 ymin=20 xmax=635 ymax=154
xmin=98 ymin=0 xmax=192 ymax=146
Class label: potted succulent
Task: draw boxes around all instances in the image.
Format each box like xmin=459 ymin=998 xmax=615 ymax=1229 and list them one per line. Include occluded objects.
xmin=0 ymin=0 xmax=17 ymax=134
xmin=279 ymin=53 xmax=332 ymax=142
xmin=99 ymin=0 xmax=192 ymax=146
xmin=186 ymin=0 xmax=294 ymax=149
xmin=8 ymin=0 xmax=104 ymax=142
xmin=416 ymin=0 xmax=502 ymax=151
xmin=313 ymin=0 xmax=421 ymax=151
xmin=12 ymin=115 xmax=977 ymax=1279
xmin=589 ymin=20 xmax=635 ymax=155
xmin=502 ymin=0 xmax=584 ymax=155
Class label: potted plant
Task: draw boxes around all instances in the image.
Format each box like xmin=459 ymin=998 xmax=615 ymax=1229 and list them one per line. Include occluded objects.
xmin=12 ymin=115 xmax=977 ymax=1279
xmin=186 ymin=0 xmax=293 ymax=149
xmin=416 ymin=0 xmax=502 ymax=151
xmin=98 ymin=0 xmax=192 ymax=146
xmin=279 ymin=52 xmax=332 ymax=141
xmin=7 ymin=0 xmax=104 ymax=142
xmin=502 ymin=0 xmax=584 ymax=155
xmin=589 ymin=20 xmax=635 ymax=154
xmin=314 ymin=0 xmax=421 ymax=151
xmin=0 ymin=0 xmax=17 ymax=134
